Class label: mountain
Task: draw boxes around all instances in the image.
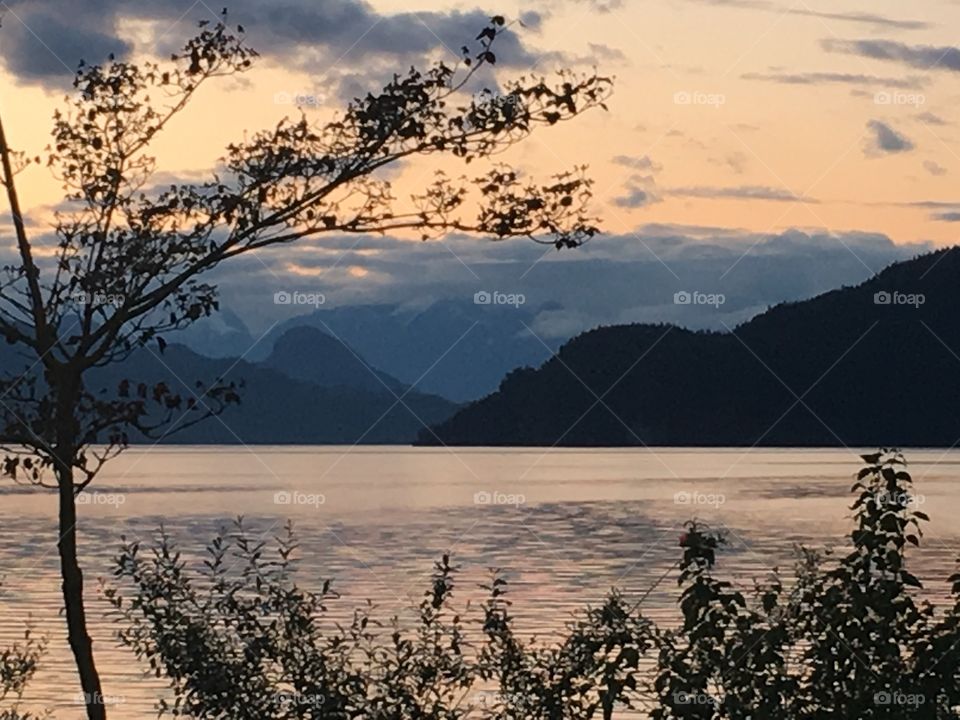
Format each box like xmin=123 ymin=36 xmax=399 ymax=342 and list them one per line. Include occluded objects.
xmin=170 ymin=307 xmax=257 ymax=359
xmin=260 ymin=325 xmax=405 ymax=394
xmin=98 ymin=338 xmax=457 ymax=445
xmin=246 ymin=299 xmax=554 ymax=402
xmin=79 ymin=329 xmax=459 ymax=444
xmin=422 ymin=247 xmax=960 ymax=447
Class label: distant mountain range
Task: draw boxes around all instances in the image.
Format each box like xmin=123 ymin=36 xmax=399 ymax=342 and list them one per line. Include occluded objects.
xmin=85 ymin=326 xmax=460 ymax=444
xmin=422 ymin=248 xmax=960 ymax=447
xmin=173 ymin=299 xmax=555 ymax=403
xmin=2 ymin=299 xmax=538 ymax=444
xmin=4 ymin=249 xmax=959 ymax=447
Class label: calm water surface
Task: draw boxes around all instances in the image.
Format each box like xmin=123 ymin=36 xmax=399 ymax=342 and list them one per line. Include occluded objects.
xmin=2 ymin=446 xmax=959 ymax=718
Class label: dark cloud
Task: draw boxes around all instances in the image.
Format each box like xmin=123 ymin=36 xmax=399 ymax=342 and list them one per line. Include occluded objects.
xmin=924 ymin=160 xmax=948 ymax=176
xmin=741 ymin=71 xmax=925 ymax=89
xmin=933 ymin=212 xmax=960 ymax=222
xmin=865 ymin=120 xmax=915 ymax=155
xmin=166 ymin=227 xmax=932 ymax=338
xmin=666 ymin=185 xmax=815 ymax=202
xmin=823 ymin=39 xmax=960 ymax=73
xmin=0 ymin=8 xmax=132 ymax=81
xmin=3 ymin=223 xmax=933 ymax=340
xmin=0 ymin=1 xmax=547 ymax=89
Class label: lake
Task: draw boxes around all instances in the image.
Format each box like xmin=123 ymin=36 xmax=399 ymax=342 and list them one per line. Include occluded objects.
xmin=2 ymin=446 xmax=959 ymax=718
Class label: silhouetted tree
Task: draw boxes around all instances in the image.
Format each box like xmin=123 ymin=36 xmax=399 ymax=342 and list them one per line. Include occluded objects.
xmin=0 ymin=13 xmax=612 ymax=719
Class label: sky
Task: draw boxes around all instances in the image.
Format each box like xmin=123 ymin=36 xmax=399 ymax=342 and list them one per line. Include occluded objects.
xmin=0 ymin=0 xmax=957 ymax=336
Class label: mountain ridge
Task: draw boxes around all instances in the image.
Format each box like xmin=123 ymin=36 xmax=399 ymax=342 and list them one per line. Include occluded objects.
xmin=421 ymin=247 xmax=960 ymax=447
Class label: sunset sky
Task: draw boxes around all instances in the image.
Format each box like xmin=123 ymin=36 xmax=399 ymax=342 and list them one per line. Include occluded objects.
xmin=0 ymin=0 xmax=958 ymax=332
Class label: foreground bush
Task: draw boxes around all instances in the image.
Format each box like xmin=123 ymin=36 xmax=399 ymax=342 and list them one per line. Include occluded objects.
xmin=0 ymin=583 xmax=46 ymax=720
xmin=106 ymin=451 xmax=960 ymax=718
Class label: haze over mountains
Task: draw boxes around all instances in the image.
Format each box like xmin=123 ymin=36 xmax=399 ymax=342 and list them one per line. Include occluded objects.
xmin=173 ymin=300 xmax=554 ymax=403
xmin=2 ymin=239 xmax=953 ymax=447
xmin=425 ymin=248 xmax=960 ymax=447
xmin=171 ymin=230 xmax=928 ymax=403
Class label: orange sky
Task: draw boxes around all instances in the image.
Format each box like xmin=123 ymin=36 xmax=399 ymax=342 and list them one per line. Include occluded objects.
xmin=1 ymin=0 xmax=958 ymax=247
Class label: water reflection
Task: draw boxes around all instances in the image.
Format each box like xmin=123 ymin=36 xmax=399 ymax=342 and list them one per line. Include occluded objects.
xmin=1 ymin=447 xmax=958 ymax=718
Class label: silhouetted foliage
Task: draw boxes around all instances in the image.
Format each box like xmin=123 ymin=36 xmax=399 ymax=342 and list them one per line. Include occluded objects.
xmin=106 ymin=451 xmax=960 ymax=718
xmin=0 ymin=14 xmax=610 ymax=717
xmin=0 ymin=583 xmax=46 ymax=720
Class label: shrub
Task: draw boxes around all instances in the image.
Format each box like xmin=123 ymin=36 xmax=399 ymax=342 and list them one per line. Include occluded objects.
xmin=0 ymin=583 xmax=47 ymax=720
xmin=106 ymin=451 xmax=960 ymax=718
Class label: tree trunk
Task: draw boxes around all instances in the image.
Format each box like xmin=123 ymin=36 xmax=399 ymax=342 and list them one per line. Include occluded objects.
xmin=54 ymin=371 xmax=107 ymax=720
xmin=57 ymin=464 xmax=107 ymax=720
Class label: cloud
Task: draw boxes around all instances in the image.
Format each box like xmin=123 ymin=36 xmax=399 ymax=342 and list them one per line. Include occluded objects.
xmin=887 ymin=200 xmax=960 ymax=211
xmin=685 ymin=1 xmax=927 ymax=30
xmin=0 ymin=9 xmax=132 ymax=81
xmin=865 ymin=120 xmax=914 ymax=155
xmin=709 ymin=152 xmax=748 ymax=174
xmin=564 ymin=0 xmax=625 ymax=12
xmin=0 ymin=1 xmax=548 ymax=89
xmin=4 ymin=222 xmax=933 ymax=341
xmin=519 ymin=11 xmax=545 ymax=31
xmin=612 ymin=157 xmax=662 ymax=208
xmin=933 ymin=212 xmax=960 ymax=222
xmin=612 ymin=177 xmax=661 ymax=208
xmin=666 ymin=185 xmax=815 ymax=202
xmin=823 ymin=39 xmax=960 ymax=73
xmin=924 ymin=160 xmax=948 ymax=176
xmin=741 ymin=71 xmax=925 ymax=89
xmin=787 ymin=9 xmax=928 ymax=30
xmin=169 ymin=226 xmax=932 ymax=338
xmin=916 ymin=112 xmax=949 ymax=126
xmin=612 ymin=155 xmax=662 ymax=172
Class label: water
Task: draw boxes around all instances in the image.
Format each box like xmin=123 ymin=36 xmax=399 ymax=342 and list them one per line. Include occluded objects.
xmin=1 ymin=446 xmax=959 ymax=718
